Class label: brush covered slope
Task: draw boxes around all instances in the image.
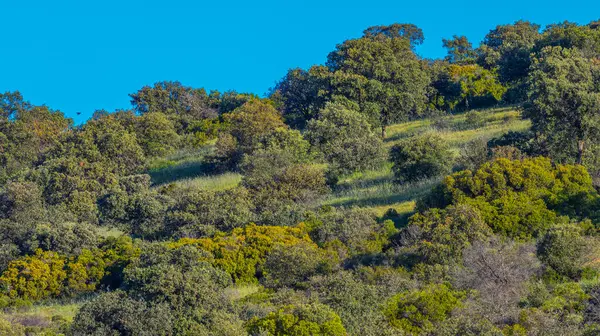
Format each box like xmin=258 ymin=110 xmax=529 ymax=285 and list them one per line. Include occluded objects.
xmin=2 ymin=19 xmax=600 ymax=336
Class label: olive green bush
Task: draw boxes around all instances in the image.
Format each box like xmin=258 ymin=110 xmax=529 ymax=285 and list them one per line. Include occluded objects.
xmin=390 ymin=133 xmax=454 ymax=183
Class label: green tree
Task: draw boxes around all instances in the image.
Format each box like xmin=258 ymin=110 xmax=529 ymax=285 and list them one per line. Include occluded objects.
xmin=69 ymin=290 xmax=175 ymax=336
xmin=536 ymin=21 xmax=600 ymax=58
xmin=73 ymin=114 xmax=146 ymax=175
xmin=446 ymin=64 xmax=506 ymax=110
xmin=418 ymin=157 xmax=600 ymax=238
xmin=443 ymin=35 xmax=476 ymax=64
xmin=390 ymin=133 xmax=454 ymax=183
xmin=537 ymin=225 xmax=589 ymax=280
xmin=135 ymin=112 xmax=180 ymax=157
xmin=327 ymin=24 xmax=431 ymax=137
xmin=306 ymin=102 xmax=385 ymax=176
xmin=130 ymin=81 xmax=218 ymax=133
xmin=262 ymin=242 xmax=333 ymax=289
xmin=524 ymin=46 xmax=600 ymax=164
xmin=307 ymin=206 xmax=393 ymax=255
xmin=363 ymin=23 xmax=425 ymax=49
xmin=0 ymin=93 xmax=72 ymax=185
xmin=477 ymin=21 xmax=541 ymax=102
xmin=271 ymin=66 xmax=331 ymax=128
xmin=215 ymin=99 xmax=287 ymax=167
xmin=404 ymin=204 xmax=492 ymax=264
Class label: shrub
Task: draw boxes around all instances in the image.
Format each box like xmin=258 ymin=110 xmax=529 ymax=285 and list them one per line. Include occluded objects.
xmin=537 ymin=225 xmax=588 ymax=280
xmin=403 ymin=204 xmax=492 ymax=264
xmin=0 ymin=249 xmax=66 ymax=301
xmin=456 ymin=137 xmax=489 ymax=171
xmin=215 ymin=99 xmax=287 ymax=167
xmin=0 ymin=318 xmax=25 ymax=336
xmin=384 ymin=284 xmax=465 ymax=335
xmin=123 ymin=244 xmax=232 ymax=312
xmin=126 ymin=192 xmax=175 ymax=239
xmin=390 ymin=134 xmax=454 ymax=183
xmin=135 ymin=112 xmax=180 ymax=157
xmin=463 ymin=110 xmax=485 ymax=129
xmin=306 ymin=207 xmax=393 ymax=255
xmin=418 ymin=157 xmax=600 ymax=238
xmin=309 ymin=270 xmax=409 ymax=336
xmin=164 ymin=186 xmax=254 ymax=237
xmin=487 ymin=130 xmax=540 ymax=157
xmin=246 ymin=303 xmax=347 ymax=336
xmin=0 ymin=236 xmax=138 ymax=302
xmin=244 ymin=163 xmax=329 ymax=227
xmin=306 ymin=102 xmax=385 ymax=176
xmin=69 ymin=291 xmax=175 ymax=336
xmin=170 ymin=224 xmax=316 ymax=284
xmin=262 ymin=242 xmax=335 ymax=289
xmin=490 ymin=145 xmax=525 ymax=161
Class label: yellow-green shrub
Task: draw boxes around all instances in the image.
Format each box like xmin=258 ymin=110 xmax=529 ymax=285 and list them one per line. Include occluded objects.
xmin=170 ymin=223 xmax=316 ymax=283
xmin=0 ymin=249 xmax=66 ymax=300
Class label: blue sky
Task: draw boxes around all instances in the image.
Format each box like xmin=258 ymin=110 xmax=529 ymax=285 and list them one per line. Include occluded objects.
xmin=1 ymin=0 xmax=599 ymax=124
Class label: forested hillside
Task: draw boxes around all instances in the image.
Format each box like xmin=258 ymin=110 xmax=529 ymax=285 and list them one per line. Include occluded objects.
xmin=3 ymin=20 xmax=600 ymax=335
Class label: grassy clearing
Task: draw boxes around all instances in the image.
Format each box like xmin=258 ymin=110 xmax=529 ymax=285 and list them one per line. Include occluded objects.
xmin=1 ymin=299 xmax=85 ymax=329
xmin=147 ymin=146 xmax=217 ymax=186
xmin=385 ymin=107 xmax=529 ymax=150
xmin=143 ymin=107 xmax=530 ymax=222
xmin=326 ymin=170 xmax=439 ymax=208
xmin=167 ymin=172 xmax=243 ymax=191
xmin=326 ymin=167 xmax=439 ymax=223
xmin=96 ymin=226 xmax=125 ymax=239
xmin=328 ymin=106 xmax=530 ymax=219
xmin=225 ymin=285 xmax=261 ymax=301
xmin=147 ymin=145 xmax=243 ymax=191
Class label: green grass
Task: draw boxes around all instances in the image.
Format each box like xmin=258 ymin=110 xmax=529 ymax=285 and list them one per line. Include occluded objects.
xmin=1 ymin=299 xmax=84 ymax=330
xmin=327 ymin=106 xmax=530 ymax=219
xmin=147 ymin=145 xmax=243 ymax=192
xmin=325 ymin=167 xmax=439 ymax=223
xmin=147 ymin=146 xmax=217 ymax=186
xmin=143 ymin=107 xmax=531 ymax=222
xmin=96 ymin=226 xmax=125 ymax=239
xmin=385 ymin=107 xmax=529 ymax=150
xmin=225 ymin=285 xmax=261 ymax=301
xmin=167 ymin=172 xmax=243 ymax=191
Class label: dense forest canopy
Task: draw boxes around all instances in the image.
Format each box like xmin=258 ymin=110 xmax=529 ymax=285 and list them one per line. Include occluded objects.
xmin=2 ymin=19 xmax=600 ymax=336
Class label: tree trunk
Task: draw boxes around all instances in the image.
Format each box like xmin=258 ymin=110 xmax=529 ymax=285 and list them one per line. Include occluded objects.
xmin=381 ymin=125 xmax=386 ymax=139
xmin=577 ymin=140 xmax=585 ymax=165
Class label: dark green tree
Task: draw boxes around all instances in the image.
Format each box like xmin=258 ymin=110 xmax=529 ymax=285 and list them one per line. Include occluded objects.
xmin=443 ymin=35 xmax=476 ymax=64
xmin=390 ymin=133 xmax=454 ymax=183
xmin=327 ymin=24 xmax=431 ymax=137
xmin=524 ymin=46 xmax=600 ymax=164
xmin=271 ymin=66 xmax=331 ymax=128
xmin=306 ymin=102 xmax=385 ymax=176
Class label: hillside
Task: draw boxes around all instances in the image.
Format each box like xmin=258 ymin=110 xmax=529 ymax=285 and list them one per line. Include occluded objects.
xmin=1 ymin=106 xmax=531 ymax=331
xmin=3 ymin=19 xmax=600 ymax=336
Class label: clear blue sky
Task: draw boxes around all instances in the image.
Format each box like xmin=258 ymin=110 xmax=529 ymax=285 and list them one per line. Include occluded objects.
xmin=1 ymin=0 xmax=599 ymax=124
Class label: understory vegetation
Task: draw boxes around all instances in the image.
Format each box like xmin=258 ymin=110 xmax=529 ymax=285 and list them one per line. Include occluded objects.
xmin=3 ymin=19 xmax=600 ymax=336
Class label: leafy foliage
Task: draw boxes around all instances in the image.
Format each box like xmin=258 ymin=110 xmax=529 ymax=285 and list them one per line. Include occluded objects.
xmin=246 ymin=303 xmax=347 ymax=336
xmin=306 ymin=102 xmax=385 ymax=176
xmin=390 ymin=133 xmax=454 ymax=183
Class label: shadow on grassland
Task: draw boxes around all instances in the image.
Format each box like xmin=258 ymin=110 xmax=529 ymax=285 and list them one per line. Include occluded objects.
xmin=148 ymin=160 xmax=219 ymax=186
xmin=326 ymin=177 xmax=440 ymax=209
